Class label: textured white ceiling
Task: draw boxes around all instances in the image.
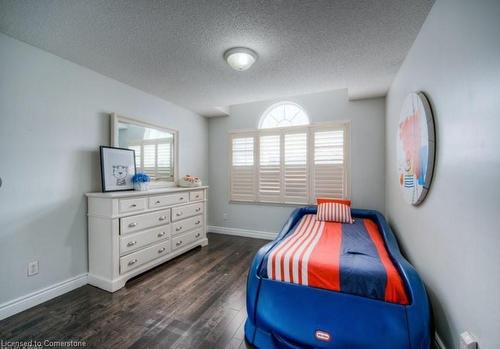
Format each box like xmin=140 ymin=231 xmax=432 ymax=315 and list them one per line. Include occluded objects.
xmin=0 ymin=0 xmax=434 ymax=117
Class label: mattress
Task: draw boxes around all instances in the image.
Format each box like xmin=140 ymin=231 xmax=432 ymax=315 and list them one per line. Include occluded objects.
xmin=261 ymin=214 xmax=409 ymax=304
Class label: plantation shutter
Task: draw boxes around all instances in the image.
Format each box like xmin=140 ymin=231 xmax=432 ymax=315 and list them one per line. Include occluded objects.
xmin=258 ymin=134 xmax=281 ymax=202
xmin=312 ymin=126 xmax=348 ymax=200
xmin=283 ymin=131 xmax=308 ymax=203
xmin=229 ymin=122 xmax=350 ymax=204
xmin=230 ymin=135 xmax=256 ymax=201
xmin=142 ymin=144 xmax=156 ymax=177
xmin=157 ymin=141 xmax=173 ymax=180
xmin=128 ymin=138 xmax=173 ymax=181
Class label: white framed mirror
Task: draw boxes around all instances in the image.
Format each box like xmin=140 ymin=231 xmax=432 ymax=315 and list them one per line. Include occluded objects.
xmin=111 ymin=113 xmax=178 ymax=187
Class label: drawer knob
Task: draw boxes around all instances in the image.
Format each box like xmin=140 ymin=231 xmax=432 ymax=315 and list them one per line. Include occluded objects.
xmin=195 ymin=220 xmax=201 ymax=225
xmin=128 ymin=222 xmax=137 ymax=228
xmin=131 ymin=204 xmax=137 ymax=207
xmin=159 ymin=215 xmax=167 ymax=221
xmin=176 ymin=212 xmax=183 ymax=217
xmin=128 ymin=259 xmax=138 ymax=266
xmin=176 ymin=226 xmax=182 ymax=231
xmin=155 ymin=200 xmax=161 ymax=204
xmin=157 ymin=232 xmax=166 ymax=238
xmin=176 ymin=240 xmax=183 ymax=246
xmin=195 ymin=208 xmax=201 ymax=212
xmin=179 ymin=197 xmax=184 ymax=201
xmin=195 ymin=233 xmax=200 ymax=238
xmin=158 ymin=247 xmax=166 ymax=253
xmin=195 ymin=195 xmax=199 ymax=198
xmin=127 ymin=241 xmax=137 ymax=247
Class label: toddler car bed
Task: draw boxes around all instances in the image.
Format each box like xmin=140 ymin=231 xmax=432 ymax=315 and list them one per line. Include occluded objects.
xmin=245 ymin=206 xmax=430 ymax=349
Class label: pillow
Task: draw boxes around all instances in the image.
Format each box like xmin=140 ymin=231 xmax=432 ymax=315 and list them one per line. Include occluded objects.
xmin=316 ymin=202 xmax=354 ymax=224
xmin=316 ymin=197 xmax=352 ymax=206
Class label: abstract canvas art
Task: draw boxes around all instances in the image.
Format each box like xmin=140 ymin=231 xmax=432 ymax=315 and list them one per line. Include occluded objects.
xmin=397 ymin=92 xmax=436 ymax=205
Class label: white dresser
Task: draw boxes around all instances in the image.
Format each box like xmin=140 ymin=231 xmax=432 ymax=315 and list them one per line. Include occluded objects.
xmin=85 ymin=186 xmax=208 ymax=292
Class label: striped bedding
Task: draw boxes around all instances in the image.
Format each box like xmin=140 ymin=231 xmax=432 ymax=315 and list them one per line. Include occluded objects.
xmin=262 ymin=214 xmax=409 ymax=304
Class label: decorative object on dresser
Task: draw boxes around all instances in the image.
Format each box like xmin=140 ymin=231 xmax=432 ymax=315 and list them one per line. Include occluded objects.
xmin=178 ymin=174 xmax=202 ymax=187
xmin=100 ymin=146 xmax=136 ymax=192
xmin=132 ymin=172 xmax=151 ymax=191
xmin=86 ymin=186 xmax=208 ymax=292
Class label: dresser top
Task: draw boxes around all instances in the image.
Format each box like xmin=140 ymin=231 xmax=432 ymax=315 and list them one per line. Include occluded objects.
xmin=86 ymin=186 xmax=208 ymax=198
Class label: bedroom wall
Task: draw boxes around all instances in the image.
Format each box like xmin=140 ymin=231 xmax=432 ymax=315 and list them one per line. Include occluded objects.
xmin=0 ymin=33 xmax=208 ymax=308
xmin=385 ymin=0 xmax=500 ymax=347
xmin=208 ymin=89 xmax=385 ymax=234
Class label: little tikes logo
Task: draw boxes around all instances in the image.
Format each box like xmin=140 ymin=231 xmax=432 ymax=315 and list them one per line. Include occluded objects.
xmin=315 ymin=330 xmax=332 ymax=342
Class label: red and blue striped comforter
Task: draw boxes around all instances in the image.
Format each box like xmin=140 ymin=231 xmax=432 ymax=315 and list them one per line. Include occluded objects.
xmin=262 ymin=214 xmax=409 ymax=304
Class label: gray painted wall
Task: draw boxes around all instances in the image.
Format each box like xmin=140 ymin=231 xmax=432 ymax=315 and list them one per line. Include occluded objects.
xmin=208 ymin=89 xmax=385 ymax=233
xmin=0 ymin=33 xmax=208 ymax=304
xmin=385 ymin=0 xmax=500 ymax=347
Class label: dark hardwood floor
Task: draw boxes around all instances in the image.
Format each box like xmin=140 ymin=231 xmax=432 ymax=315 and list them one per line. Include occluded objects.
xmin=0 ymin=233 xmax=268 ymax=349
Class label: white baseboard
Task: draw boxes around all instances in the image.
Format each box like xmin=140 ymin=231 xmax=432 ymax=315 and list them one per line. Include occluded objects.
xmin=208 ymin=225 xmax=277 ymax=240
xmin=0 ymin=273 xmax=88 ymax=321
xmin=435 ymin=332 xmax=446 ymax=349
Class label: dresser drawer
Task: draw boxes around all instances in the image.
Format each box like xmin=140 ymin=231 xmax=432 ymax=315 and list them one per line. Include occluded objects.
xmin=149 ymin=193 xmax=188 ymax=209
xmin=172 ymin=228 xmax=203 ymax=252
xmin=120 ymin=224 xmax=171 ymax=256
xmin=189 ymin=190 xmax=204 ymax=202
xmin=119 ymin=197 xmax=147 ymax=214
xmin=171 ymin=203 xmax=204 ymax=222
xmin=172 ymin=214 xmax=203 ymax=235
xmin=120 ymin=208 xmax=170 ymax=235
xmin=119 ymin=240 xmax=170 ymax=274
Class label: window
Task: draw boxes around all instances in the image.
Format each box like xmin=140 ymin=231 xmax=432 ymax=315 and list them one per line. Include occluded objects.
xmin=230 ymin=104 xmax=349 ymax=204
xmin=259 ymin=102 xmax=309 ymax=129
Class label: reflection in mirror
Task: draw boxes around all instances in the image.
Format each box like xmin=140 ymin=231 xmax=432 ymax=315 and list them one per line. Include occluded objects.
xmin=112 ymin=115 xmax=177 ymax=186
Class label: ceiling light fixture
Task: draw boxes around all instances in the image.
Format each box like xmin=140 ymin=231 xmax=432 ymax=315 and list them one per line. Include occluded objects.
xmin=224 ymin=47 xmax=258 ymax=71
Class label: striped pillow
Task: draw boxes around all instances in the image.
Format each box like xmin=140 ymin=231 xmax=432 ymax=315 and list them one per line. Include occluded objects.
xmin=316 ymin=202 xmax=354 ymax=224
xmin=316 ymin=197 xmax=352 ymax=206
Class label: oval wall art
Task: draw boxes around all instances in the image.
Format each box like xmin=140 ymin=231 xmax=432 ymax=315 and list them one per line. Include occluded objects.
xmin=397 ymin=92 xmax=436 ymax=206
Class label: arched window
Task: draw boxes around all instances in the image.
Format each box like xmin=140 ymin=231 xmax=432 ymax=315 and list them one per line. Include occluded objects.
xmin=259 ymin=102 xmax=309 ymax=129
xmin=230 ymin=101 xmax=349 ymax=205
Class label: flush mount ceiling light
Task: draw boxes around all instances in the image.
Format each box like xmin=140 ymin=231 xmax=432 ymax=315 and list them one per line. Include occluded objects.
xmin=224 ymin=47 xmax=258 ymax=71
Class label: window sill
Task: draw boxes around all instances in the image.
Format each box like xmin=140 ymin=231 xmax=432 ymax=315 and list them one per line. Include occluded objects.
xmin=229 ymin=200 xmax=314 ymax=208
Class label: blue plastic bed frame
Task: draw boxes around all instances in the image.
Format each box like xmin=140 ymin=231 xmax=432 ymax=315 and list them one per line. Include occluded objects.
xmin=245 ymin=206 xmax=430 ymax=349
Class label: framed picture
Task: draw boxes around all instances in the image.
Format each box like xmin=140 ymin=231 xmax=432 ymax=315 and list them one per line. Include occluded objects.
xmin=100 ymin=146 xmax=136 ymax=192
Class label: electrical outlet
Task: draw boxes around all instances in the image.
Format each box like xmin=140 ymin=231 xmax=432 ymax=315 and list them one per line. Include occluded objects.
xmin=27 ymin=260 xmax=39 ymax=277
xmin=460 ymin=332 xmax=477 ymax=349
xmin=223 ymin=213 xmax=228 ymax=220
